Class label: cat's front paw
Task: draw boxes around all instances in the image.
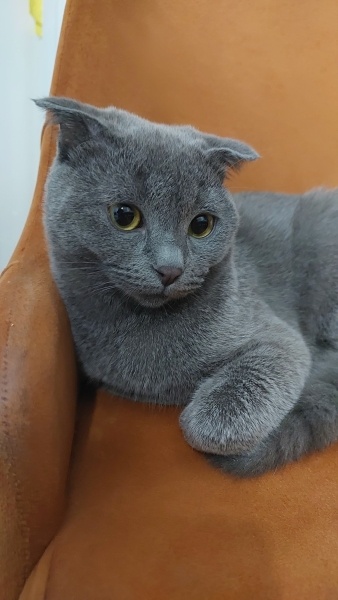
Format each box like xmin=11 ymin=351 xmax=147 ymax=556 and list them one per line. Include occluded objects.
xmin=179 ymin=396 xmax=264 ymax=456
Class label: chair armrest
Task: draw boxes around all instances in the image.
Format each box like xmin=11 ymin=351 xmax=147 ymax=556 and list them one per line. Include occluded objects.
xmin=0 ymin=127 xmax=77 ymax=600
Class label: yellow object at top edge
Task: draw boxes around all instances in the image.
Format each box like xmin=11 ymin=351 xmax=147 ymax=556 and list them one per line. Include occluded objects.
xmin=29 ymin=0 xmax=43 ymax=37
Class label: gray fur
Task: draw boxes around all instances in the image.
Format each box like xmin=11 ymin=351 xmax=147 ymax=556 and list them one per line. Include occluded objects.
xmin=35 ymin=96 xmax=338 ymax=477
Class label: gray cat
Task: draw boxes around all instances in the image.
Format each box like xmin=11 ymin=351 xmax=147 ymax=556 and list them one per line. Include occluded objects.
xmin=35 ymin=96 xmax=338 ymax=477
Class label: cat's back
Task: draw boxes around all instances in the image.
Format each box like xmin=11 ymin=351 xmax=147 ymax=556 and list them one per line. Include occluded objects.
xmin=234 ymin=188 xmax=338 ymax=336
xmin=234 ymin=188 xmax=338 ymax=258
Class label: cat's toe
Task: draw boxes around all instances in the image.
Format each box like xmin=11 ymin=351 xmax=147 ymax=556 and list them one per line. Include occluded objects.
xmin=179 ymin=402 xmax=261 ymax=455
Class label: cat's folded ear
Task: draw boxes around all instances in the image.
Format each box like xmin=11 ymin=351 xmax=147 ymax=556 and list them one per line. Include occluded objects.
xmin=201 ymin=133 xmax=260 ymax=180
xmin=34 ymin=96 xmax=106 ymax=162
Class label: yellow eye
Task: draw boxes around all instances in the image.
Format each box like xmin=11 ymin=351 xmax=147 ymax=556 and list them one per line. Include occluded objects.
xmin=109 ymin=204 xmax=142 ymax=231
xmin=188 ymin=214 xmax=214 ymax=238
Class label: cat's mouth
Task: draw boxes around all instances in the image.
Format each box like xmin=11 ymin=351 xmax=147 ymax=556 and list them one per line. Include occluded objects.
xmin=132 ymin=286 xmax=194 ymax=308
xmin=114 ymin=275 xmax=206 ymax=308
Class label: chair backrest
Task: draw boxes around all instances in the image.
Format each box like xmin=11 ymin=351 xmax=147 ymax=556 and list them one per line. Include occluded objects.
xmin=2 ymin=1 xmax=338 ymax=598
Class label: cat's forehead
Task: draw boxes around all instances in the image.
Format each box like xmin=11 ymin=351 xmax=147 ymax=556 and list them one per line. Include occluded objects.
xmin=105 ymin=122 xmax=209 ymax=186
xmin=103 ymin=105 xmax=196 ymax=142
xmin=100 ymin=124 xmax=213 ymax=211
xmin=102 ymin=108 xmax=202 ymax=161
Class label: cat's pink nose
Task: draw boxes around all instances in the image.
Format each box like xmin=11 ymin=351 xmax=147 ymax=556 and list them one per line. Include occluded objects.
xmin=155 ymin=266 xmax=183 ymax=286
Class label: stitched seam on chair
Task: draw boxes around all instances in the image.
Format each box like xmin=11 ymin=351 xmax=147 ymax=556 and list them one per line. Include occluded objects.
xmin=0 ymin=261 xmax=20 ymax=279
xmin=0 ymin=313 xmax=31 ymax=586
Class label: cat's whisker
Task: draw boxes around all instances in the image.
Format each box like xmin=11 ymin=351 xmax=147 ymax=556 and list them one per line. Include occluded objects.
xmin=103 ymin=263 xmax=135 ymax=272
xmin=57 ymin=259 xmax=98 ymax=263
xmin=57 ymin=261 xmax=101 ymax=268
xmin=92 ymin=285 xmax=116 ymax=295
xmin=62 ymin=268 xmax=102 ymax=275
xmin=57 ymin=263 xmax=102 ymax=271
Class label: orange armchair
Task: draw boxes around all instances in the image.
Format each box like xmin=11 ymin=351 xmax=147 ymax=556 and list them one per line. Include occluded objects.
xmin=1 ymin=1 xmax=338 ymax=598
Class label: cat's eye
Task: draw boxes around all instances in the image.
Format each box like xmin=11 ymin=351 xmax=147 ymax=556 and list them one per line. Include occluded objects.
xmin=188 ymin=214 xmax=215 ymax=238
xmin=109 ymin=204 xmax=142 ymax=231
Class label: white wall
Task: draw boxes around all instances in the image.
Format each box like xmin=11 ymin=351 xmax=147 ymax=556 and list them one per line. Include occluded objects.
xmin=0 ymin=0 xmax=66 ymax=269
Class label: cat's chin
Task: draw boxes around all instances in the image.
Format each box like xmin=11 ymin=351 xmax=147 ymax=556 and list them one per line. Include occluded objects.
xmin=129 ymin=289 xmax=192 ymax=309
xmin=135 ymin=296 xmax=171 ymax=308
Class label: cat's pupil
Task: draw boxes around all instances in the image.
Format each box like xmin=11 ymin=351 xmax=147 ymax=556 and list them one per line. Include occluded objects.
xmin=191 ymin=215 xmax=209 ymax=235
xmin=114 ymin=205 xmax=135 ymax=227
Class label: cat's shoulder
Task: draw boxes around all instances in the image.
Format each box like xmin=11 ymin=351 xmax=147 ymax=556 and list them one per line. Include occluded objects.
xmin=233 ymin=191 xmax=299 ymax=239
xmin=234 ymin=188 xmax=338 ymax=231
xmin=234 ymin=187 xmax=338 ymax=212
xmin=234 ymin=190 xmax=299 ymax=212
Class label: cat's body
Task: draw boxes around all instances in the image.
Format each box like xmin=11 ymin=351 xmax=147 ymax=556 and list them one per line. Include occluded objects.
xmin=63 ymin=189 xmax=337 ymax=402
xmin=37 ymin=96 xmax=338 ymax=477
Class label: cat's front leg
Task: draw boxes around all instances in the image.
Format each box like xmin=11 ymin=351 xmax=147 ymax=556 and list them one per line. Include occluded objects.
xmin=180 ymin=328 xmax=311 ymax=456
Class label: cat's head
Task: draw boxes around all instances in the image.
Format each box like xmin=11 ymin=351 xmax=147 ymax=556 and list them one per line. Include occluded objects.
xmin=36 ymin=97 xmax=258 ymax=308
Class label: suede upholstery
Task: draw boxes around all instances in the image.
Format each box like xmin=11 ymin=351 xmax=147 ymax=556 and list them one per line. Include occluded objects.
xmin=1 ymin=1 xmax=338 ymax=598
